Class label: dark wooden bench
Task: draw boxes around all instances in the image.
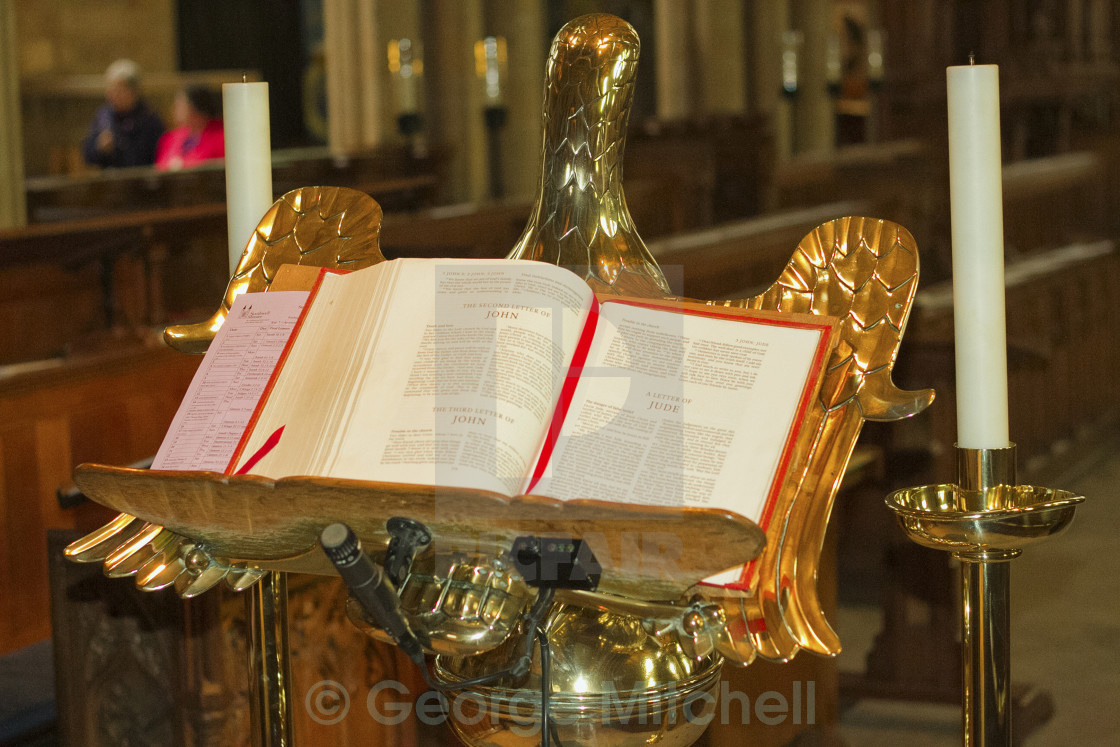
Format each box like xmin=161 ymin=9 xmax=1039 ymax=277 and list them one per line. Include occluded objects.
xmin=904 ymin=238 xmax=1119 ymax=477
xmin=843 ymin=239 xmax=1120 ymax=730
xmin=23 ymin=145 xmax=447 ymax=223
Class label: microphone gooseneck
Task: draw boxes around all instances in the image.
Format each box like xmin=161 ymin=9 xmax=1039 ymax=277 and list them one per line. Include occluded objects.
xmin=319 ymin=522 xmax=425 ymax=665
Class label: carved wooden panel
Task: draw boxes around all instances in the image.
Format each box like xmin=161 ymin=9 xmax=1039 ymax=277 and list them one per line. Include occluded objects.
xmin=50 ymin=530 xmax=439 ymax=745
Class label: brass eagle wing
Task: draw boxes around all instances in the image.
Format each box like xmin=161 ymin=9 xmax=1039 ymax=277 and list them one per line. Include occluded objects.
xmin=67 ymin=187 xmax=387 ymax=597
xmin=164 ymin=186 xmax=387 ymax=353
xmin=703 ymin=216 xmax=935 ymax=664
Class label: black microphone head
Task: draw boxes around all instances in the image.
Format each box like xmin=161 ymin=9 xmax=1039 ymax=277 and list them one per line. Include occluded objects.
xmin=320 ymin=522 xmax=362 ymax=566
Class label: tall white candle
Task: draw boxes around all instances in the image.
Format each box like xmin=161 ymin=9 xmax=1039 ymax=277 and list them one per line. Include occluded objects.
xmin=946 ymin=63 xmax=1010 ymax=449
xmin=223 ymin=81 xmax=273 ymax=275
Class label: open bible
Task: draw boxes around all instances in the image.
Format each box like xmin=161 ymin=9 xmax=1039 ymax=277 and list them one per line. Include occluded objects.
xmin=154 ymin=258 xmax=837 ymax=542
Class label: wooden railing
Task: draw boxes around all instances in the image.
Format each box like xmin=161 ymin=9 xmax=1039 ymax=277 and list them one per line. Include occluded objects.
xmin=0 ymin=204 xmax=229 ymax=364
xmin=24 ymin=145 xmax=446 ymax=223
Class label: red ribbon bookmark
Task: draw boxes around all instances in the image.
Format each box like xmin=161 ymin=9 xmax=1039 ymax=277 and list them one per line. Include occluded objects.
xmin=235 ymin=425 xmax=285 ymax=475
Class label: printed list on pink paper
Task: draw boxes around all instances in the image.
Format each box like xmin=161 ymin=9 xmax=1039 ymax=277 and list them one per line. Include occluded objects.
xmin=151 ymin=291 xmax=310 ymax=471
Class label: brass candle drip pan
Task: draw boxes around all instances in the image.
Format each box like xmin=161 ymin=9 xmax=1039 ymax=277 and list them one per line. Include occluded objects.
xmin=886 ymin=445 xmax=1083 ymax=745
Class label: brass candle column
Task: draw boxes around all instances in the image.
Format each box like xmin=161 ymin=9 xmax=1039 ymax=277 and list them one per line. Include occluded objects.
xmin=886 ymin=445 xmax=1083 ymax=745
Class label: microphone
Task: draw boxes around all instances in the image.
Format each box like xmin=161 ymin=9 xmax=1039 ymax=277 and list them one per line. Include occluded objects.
xmin=319 ymin=522 xmax=424 ymax=665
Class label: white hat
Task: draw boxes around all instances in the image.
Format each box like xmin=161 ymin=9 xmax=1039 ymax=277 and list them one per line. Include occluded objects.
xmin=105 ymin=59 xmax=141 ymax=89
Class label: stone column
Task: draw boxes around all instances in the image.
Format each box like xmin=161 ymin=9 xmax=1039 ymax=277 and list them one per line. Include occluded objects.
xmin=0 ymin=0 xmax=26 ymax=228
xmin=653 ymin=0 xmax=693 ymax=121
xmin=751 ymin=0 xmax=794 ymax=161
xmin=790 ymin=0 xmax=836 ymax=154
xmin=693 ymin=0 xmax=748 ymax=115
xmin=379 ymin=0 xmax=423 ymax=140
xmin=1088 ymin=0 xmax=1112 ymax=62
xmin=323 ymin=0 xmax=384 ymax=155
xmin=424 ymin=0 xmax=487 ymax=203
xmin=483 ymin=0 xmax=546 ymax=201
xmin=1067 ymin=0 xmax=1085 ymax=61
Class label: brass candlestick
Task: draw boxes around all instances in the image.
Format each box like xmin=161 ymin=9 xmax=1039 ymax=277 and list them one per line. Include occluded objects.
xmin=885 ymin=445 xmax=1083 ymax=745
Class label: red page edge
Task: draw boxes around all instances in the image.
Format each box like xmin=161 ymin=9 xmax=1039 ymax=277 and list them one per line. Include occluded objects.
xmin=223 ymin=267 xmax=345 ymax=475
xmin=727 ymin=314 xmax=834 ymax=591
xmin=524 ymin=302 xmax=601 ymax=494
xmin=597 ymin=298 xmax=838 ymax=593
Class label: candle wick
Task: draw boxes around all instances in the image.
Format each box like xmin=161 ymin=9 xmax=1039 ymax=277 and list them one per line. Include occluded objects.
xmin=969 ymin=53 xmax=975 ymax=65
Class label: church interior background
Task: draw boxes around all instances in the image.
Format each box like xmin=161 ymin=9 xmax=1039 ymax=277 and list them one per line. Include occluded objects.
xmin=0 ymin=0 xmax=1118 ymax=744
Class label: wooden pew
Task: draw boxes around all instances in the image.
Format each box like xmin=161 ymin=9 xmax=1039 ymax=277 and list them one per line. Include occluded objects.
xmin=0 ymin=204 xmax=230 ymax=364
xmin=769 ymin=144 xmax=1111 ymax=290
xmin=773 ymin=140 xmax=931 ymax=212
xmin=625 ymin=114 xmax=775 ymax=231
xmin=1001 ymin=151 xmax=1109 ymax=257
xmin=0 ymin=341 xmax=427 ymax=743
xmin=379 ymin=199 xmax=532 ymax=260
xmin=771 ymin=140 xmax=946 ymax=276
xmin=903 ymin=239 xmax=1120 ymax=478
xmin=837 ymin=239 xmax=1119 ymax=740
xmin=23 ymin=145 xmax=447 ymax=224
xmin=0 ymin=164 xmax=749 ymax=366
xmin=0 ymin=343 xmax=202 ymax=654
xmin=376 ymin=173 xmax=701 ymax=263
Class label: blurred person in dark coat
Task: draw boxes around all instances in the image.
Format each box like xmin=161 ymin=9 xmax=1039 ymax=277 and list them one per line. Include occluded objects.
xmin=81 ymin=59 xmax=165 ymax=168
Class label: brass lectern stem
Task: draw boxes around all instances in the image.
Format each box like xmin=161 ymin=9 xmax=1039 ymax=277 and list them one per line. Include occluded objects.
xmin=955 ymin=445 xmax=1016 ymax=747
xmin=246 ymin=571 xmax=293 ymax=747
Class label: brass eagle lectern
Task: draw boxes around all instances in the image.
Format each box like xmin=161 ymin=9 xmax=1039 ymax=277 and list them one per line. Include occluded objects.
xmin=67 ymin=14 xmax=936 ymax=746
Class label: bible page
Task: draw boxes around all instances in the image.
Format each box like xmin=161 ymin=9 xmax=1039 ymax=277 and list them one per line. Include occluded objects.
xmin=152 ymin=290 xmax=309 ymax=471
xmin=529 ymin=300 xmax=834 ymax=523
xmin=240 ymin=259 xmax=595 ymax=496
xmin=233 ymin=261 xmax=404 ymax=477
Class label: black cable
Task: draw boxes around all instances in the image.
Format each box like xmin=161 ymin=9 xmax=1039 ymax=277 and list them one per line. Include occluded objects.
xmin=537 ymin=625 xmax=553 ymax=747
xmin=383 ymin=517 xmax=431 ymax=588
xmin=321 ymin=522 xmax=564 ymax=739
xmin=549 ymin=713 xmax=563 ymax=746
xmin=421 ymin=585 xmax=555 ymax=692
